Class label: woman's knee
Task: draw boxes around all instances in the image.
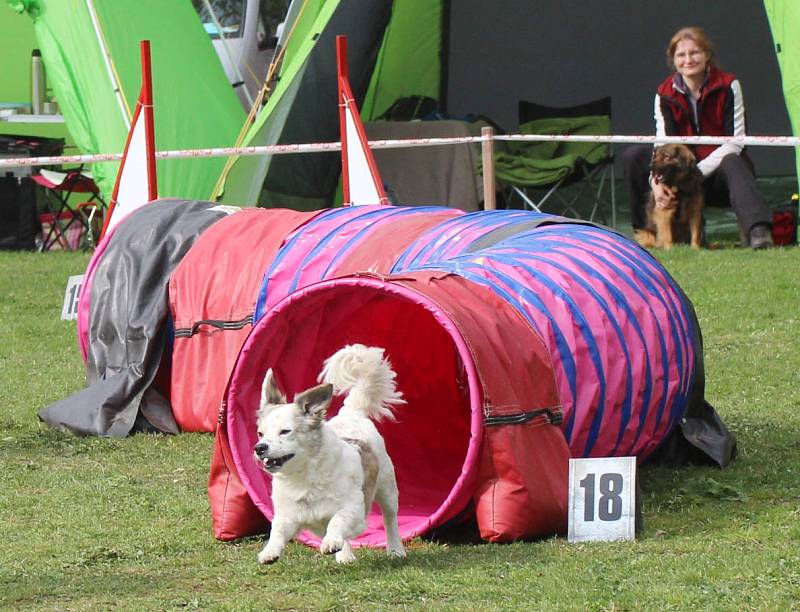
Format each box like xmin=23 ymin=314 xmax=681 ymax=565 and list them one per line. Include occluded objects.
xmin=622 ymin=145 xmax=652 ymax=184
xmin=718 ymin=153 xmax=755 ymax=177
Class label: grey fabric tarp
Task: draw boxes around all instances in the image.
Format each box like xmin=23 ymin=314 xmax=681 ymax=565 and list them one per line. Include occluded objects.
xmin=39 ymin=199 xmax=236 ymax=437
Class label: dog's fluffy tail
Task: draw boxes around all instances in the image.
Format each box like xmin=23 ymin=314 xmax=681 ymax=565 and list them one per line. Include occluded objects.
xmin=319 ymin=344 xmax=404 ymax=421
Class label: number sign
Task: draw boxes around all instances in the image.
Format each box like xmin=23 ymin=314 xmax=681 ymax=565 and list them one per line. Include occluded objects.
xmin=568 ymin=456 xmax=636 ymax=542
xmin=61 ymin=274 xmax=84 ymax=321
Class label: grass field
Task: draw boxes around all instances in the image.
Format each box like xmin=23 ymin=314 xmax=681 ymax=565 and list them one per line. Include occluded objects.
xmin=1 ymin=239 xmax=799 ymax=610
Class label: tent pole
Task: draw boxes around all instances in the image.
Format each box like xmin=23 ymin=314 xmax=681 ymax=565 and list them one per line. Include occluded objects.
xmin=85 ymin=0 xmax=131 ymax=128
xmin=208 ymin=0 xmax=311 ymax=201
xmin=201 ymin=0 xmax=255 ymax=109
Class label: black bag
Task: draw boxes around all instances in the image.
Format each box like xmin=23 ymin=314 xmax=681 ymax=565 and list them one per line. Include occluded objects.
xmin=0 ymin=134 xmax=65 ymax=250
xmin=0 ymin=176 xmax=38 ymax=251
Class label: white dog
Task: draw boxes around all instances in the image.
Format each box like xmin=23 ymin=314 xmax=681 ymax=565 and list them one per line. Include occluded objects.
xmin=253 ymin=344 xmax=407 ymax=564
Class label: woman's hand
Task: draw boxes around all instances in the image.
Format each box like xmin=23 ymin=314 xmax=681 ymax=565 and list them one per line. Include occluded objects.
xmin=651 ymin=178 xmax=678 ymax=209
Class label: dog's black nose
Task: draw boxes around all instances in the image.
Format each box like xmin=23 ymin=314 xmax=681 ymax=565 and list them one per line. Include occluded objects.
xmin=254 ymin=442 xmax=269 ymax=458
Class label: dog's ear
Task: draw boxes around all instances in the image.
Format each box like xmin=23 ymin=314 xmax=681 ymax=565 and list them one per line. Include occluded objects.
xmin=677 ymin=145 xmax=696 ymax=168
xmin=294 ymin=383 xmax=333 ymax=427
xmin=261 ymin=368 xmax=287 ymax=409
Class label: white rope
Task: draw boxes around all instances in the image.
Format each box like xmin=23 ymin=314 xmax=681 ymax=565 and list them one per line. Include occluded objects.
xmin=495 ymin=134 xmax=800 ymax=146
xmin=1 ymin=133 xmax=798 ymax=169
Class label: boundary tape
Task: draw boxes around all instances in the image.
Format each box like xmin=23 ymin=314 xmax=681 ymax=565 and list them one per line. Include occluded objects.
xmin=1 ymin=133 xmax=799 ymax=169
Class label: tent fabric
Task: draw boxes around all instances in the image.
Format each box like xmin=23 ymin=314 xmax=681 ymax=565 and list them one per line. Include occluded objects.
xmin=360 ymin=0 xmax=443 ymax=119
xmin=764 ymin=0 xmax=800 ymax=184
xmin=220 ymin=0 xmax=392 ymax=207
xmin=220 ymin=1 xmax=795 ymax=208
xmin=221 ymin=0 xmax=462 ymax=208
xmin=216 ymin=0 xmax=340 ymax=205
xmin=40 ymin=199 xmax=234 ymax=437
xmin=23 ymin=0 xmax=245 ymax=201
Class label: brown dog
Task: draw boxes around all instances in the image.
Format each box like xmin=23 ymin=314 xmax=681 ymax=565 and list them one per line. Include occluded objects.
xmin=636 ymin=144 xmax=704 ymax=250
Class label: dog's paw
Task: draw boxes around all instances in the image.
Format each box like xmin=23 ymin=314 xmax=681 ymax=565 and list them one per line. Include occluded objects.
xmin=257 ymin=548 xmax=281 ymax=565
xmin=634 ymin=229 xmax=657 ymax=249
xmin=387 ymin=546 xmax=407 ymax=559
xmin=320 ymin=534 xmax=345 ymax=555
xmin=335 ymin=548 xmax=357 ymax=564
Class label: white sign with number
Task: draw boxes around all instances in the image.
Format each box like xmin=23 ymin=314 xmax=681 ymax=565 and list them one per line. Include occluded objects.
xmin=568 ymin=456 xmax=636 ymax=543
xmin=61 ymin=274 xmax=84 ymax=321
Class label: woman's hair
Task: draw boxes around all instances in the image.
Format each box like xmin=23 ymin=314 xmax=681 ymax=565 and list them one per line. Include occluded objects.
xmin=666 ymin=26 xmax=716 ymax=71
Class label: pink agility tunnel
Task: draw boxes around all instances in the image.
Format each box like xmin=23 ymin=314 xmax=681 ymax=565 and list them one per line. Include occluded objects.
xmin=57 ymin=200 xmax=724 ymax=544
xmin=221 ymin=207 xmax=702 ymax=544
xmin=228 ymin=272 xmax=570 ymax=545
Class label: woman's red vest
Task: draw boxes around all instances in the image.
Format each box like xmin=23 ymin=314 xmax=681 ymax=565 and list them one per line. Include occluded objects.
xmin=656 ymin=67 xmax=737 ymax=161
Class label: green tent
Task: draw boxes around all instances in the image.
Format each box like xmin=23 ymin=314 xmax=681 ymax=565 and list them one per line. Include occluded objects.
xmin=218 ymin=0 xmax=447 ymax=209
xmin=765 ymin=0 xmax=800 ymax=180
xmin=13 ymin=0 xmax=245 ymax=202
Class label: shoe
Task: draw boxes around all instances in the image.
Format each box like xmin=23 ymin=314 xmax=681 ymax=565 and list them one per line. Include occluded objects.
xmin=749 ymin=224 xmax=773 ymax=250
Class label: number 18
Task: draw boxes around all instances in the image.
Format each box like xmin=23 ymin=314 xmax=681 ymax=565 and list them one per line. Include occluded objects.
xmin=579 ymin=472 xmax=623 ymax=521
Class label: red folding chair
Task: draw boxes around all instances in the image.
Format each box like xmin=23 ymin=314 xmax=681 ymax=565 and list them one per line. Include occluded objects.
xmin=32 ymin=166 xmax=107 ymax=251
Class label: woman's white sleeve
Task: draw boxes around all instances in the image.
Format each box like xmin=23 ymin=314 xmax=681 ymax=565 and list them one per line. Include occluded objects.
xmin=697 ymin=79 xmax=745 ymax=176
xmin=654 ymin=93 xmax=666 ymax=138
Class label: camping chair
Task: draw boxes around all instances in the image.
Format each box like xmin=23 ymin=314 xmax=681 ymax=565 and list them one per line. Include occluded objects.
xmin=32 ymin=166 xmax=107 ymax=251
xmin=495 ymin=97 xmax=616 ymax=226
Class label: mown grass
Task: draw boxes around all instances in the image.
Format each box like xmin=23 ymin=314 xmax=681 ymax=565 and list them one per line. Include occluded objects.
xmin=1 ymin=243 xmax=799 ymax=611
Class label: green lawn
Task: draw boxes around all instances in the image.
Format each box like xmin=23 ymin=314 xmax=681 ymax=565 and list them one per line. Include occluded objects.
xmin=1 ymin=243 xmax=799 ymax=610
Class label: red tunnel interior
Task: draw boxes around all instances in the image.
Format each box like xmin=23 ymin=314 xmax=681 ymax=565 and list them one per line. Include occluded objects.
xmin=227 ymin=281 xmax=481 ymax=546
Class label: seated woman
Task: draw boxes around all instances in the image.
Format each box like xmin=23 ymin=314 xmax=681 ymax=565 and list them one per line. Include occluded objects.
xmin=623 ymin=26 xmax=773 ymax=249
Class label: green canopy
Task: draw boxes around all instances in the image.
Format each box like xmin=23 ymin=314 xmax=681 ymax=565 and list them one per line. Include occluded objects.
xmin=14 ymin=0 xmax=245 ymax=202
xmin=764 ymin=0 xmax=800 ymax=187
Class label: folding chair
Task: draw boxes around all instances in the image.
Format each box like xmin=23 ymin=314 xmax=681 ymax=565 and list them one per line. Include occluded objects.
xmin=32 ymin=166 xmax=106 ymax=251
xmin=495 ymin=97 xmax=616 ymax=226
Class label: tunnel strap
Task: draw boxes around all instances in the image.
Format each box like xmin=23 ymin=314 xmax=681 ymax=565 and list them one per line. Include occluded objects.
xmin=485 ymin=407 xmax=563 ymax=427
xmin=174 ymin=315 xmax=253 ymax=337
